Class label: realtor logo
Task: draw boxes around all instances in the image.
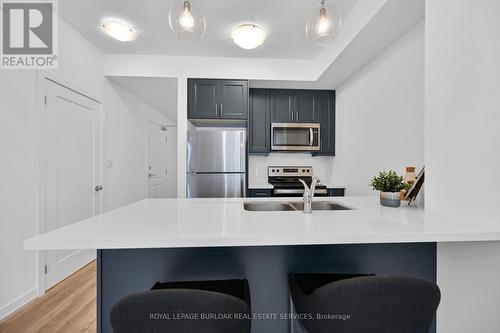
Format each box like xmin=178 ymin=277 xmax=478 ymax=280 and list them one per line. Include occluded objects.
xmin=1 ymin=0 xmax=58 ymax=69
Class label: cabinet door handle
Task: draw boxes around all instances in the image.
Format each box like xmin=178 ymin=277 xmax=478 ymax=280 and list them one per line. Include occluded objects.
xmin=220 ymin=104 xmax=223 ymax=117
xmin=296 ymin=111 xmax=299 ymax=122
xmin=291 ymin=111 xmax=294 ymax=122
xmin=214 ymin=104 xmax=218 ymax=117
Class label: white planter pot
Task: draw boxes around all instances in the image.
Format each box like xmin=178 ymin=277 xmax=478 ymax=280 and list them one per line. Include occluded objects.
xmin=380 ymin=191 xmax=401 ymax=208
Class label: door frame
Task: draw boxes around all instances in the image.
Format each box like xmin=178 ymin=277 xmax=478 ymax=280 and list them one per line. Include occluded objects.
xmin=146 ymin=120 xmax=170 ymax=198
xmin=35 ymin=70 xmax=104 ymax=295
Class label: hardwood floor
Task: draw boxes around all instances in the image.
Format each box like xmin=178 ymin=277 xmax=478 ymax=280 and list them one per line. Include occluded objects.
xmin=0 ymin=261 xmax=96 ymax=333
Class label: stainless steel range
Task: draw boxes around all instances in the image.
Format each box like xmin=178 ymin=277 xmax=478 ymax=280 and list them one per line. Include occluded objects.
xmin=268 ymin=166 xmax=327 ymax=197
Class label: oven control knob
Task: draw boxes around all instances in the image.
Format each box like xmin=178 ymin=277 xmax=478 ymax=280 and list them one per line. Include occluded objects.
xmin=306 ymin=169 xmax=310 ymax=172
xmin=272 ymin=169 xmax=275 ymax=173
xmin=302 ymin=169 xmax=306 ymax=173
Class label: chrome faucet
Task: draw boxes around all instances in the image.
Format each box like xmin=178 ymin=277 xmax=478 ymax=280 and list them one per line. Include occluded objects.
xmin=299 ymin=177 xmax=321 ymax=214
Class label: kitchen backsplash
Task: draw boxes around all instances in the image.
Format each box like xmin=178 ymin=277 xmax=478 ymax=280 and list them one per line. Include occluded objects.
xmin=248 ymin=154 xmax=334 ymax=185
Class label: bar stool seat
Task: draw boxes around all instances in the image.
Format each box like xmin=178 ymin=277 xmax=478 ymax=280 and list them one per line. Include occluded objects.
xmin=289 ymin=274 xmax=440 ymax=333
xmin=110 ymin=279 xmax=251 ymax=333
xmin=292 ymin=273 xmax=373 ymax=295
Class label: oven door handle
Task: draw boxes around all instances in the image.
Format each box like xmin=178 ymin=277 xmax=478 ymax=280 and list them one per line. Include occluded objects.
xmin=309 ymin=128 xmax=314 ymax=146
xmin=274 ymin=188 xmax=327 ymax=195
xmin=274 ymin=189 xmax=303 ymax=195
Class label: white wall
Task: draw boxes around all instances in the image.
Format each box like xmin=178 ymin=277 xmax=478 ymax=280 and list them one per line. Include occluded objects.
xmin=330 ymin=21 xmax=424 ymax=195
xmin=0 ymin=71 xmax=38 ymax=320
xmin=425 ymin=0 xmax=500 ymax=225
xmin=424 ymin=0 xmax=500 ymax=332
xmin=104 ymin=81 xmax=172 ymax=208
xmin=0 ymin=17 xmax=172 ymax=320
xmin=437 ymin=242 xmax=500 ymax=332
xmin=176 ymin=78 xmax=188 ymax=197
xmin=55 ymin=18 xmax=174 ymax=210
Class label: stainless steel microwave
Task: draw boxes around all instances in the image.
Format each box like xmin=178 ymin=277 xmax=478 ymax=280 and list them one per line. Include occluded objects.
xmin=271 ymin=123 xmax=320 ymax=151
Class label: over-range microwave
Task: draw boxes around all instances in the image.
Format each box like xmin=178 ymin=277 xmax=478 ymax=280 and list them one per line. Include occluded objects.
xmin=271 ymin=123 xmax=320 ymax=151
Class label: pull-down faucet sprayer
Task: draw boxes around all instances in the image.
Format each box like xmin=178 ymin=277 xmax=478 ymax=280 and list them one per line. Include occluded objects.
xmin=298 ymin=177 xmax=321 ymax=214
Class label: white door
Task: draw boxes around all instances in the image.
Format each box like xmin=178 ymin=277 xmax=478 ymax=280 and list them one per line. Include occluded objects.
xmin=147 ymin=121 xmax=167 ymax=198
xmin=44 ymin=78 xmax=102 ymax=290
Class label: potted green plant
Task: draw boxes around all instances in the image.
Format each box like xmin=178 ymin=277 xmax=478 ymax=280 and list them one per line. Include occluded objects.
xmin=370 ymin=170 xmax=412 ymax=207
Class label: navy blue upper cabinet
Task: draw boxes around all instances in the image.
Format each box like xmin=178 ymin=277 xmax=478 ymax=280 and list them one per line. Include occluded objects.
xmin=248 ymin=89 xmax=270 ymax=154
xmin=270 ymin=89 xmax=294 ymax=123
xmin=270 ymin=89 xmax=319 ymax=123
xmin=251 ymin=88 xmax=335 ymax=156
xmin=219 ymin=80 xmax=248 ymax=119
xmin=294 ymin=90 xmax=318 ymax=123
xmin=314 ymin=91 xmax=336 ymax=156
xmin=188 ymin=79 xmax=248 ymax=120
xmin=188 ymin=79 xmax=218 ymax=119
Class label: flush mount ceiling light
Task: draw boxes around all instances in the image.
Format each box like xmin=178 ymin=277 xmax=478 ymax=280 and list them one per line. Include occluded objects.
xmin=231 ymin=24 xmax=266 ymax=50
xmin=101 ymin=21 xmax=138 ymax=42
xmin=306 ymin=0 xmax=342 ymax=47
xmin=169 ymin=0 xmax=206 ymax=41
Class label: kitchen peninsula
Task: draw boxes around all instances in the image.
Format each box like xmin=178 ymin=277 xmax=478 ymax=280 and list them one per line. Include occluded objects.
xmin=24 ymin=197 xmax=500 ymax=333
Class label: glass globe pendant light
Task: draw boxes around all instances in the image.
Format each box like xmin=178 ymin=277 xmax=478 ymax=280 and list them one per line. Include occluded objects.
xmin=169 ymin=0 xmax=206 ymax=41
xmin=306 ymin=0 xmax=342 ymax=47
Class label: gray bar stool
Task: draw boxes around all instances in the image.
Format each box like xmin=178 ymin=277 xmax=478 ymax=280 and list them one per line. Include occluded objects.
xmin=289 ymin=274 xmax=440 ymax=333
xmin=110 ymin=279 xmax=251 ymax=333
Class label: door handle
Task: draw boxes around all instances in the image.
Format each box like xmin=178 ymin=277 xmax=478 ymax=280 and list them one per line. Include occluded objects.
xmin=214 ymin=104 xmax=218 ymax=117
xmin=95 ymin=185 xmax=103 ymax=192
xmin=220 ymin=104 xmax=223 ymax=117
xmin=309 ymin=128 xmax=314 ymax=146
xmin=296 ymin=111 xmax=299 ymax=122
xmin=291 ymin=111 xmax=294 ymax=122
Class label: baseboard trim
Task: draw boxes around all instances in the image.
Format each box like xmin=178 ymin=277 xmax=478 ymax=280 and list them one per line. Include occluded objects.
xmin=0 ymin=287 xmax=38 ymax=321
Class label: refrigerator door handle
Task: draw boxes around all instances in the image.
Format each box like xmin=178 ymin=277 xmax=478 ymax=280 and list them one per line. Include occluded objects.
xmin=241 ymin=174 xmax=246 ymax=197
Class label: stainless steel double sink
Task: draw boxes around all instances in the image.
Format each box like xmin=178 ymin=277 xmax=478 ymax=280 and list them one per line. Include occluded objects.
xmin=243 ymin=201 xmax=353 ymax=212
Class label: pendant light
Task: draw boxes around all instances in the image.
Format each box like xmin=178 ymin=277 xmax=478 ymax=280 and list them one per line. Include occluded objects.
xmin=169 ymin=0 xmax=206 ymax=41
xmin=306 ymin=0 xmax=342 ymax=47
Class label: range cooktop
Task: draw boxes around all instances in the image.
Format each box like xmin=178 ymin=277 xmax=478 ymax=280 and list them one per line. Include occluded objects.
xmin=267 ymin=166 xmax=326 ymax=196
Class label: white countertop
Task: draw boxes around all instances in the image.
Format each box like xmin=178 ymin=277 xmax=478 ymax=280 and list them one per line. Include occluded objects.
xmin=24 ymin=197 xmax=500 ymax=250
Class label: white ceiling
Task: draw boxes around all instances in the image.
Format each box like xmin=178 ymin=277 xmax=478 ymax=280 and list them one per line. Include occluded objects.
xmin=250 ymin=0 xmax=425 ymax=88
xmin=61 ymin=0 xmax=424 ymax=120
xmin=59 ymin=0 xmax=358 ymax=60
xmin=109 ymin=76 xmax=178 ymax=122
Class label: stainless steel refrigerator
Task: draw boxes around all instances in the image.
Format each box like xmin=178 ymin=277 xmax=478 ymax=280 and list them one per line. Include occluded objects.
xmin=187 ymin=128 xmax=246 ymax=198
